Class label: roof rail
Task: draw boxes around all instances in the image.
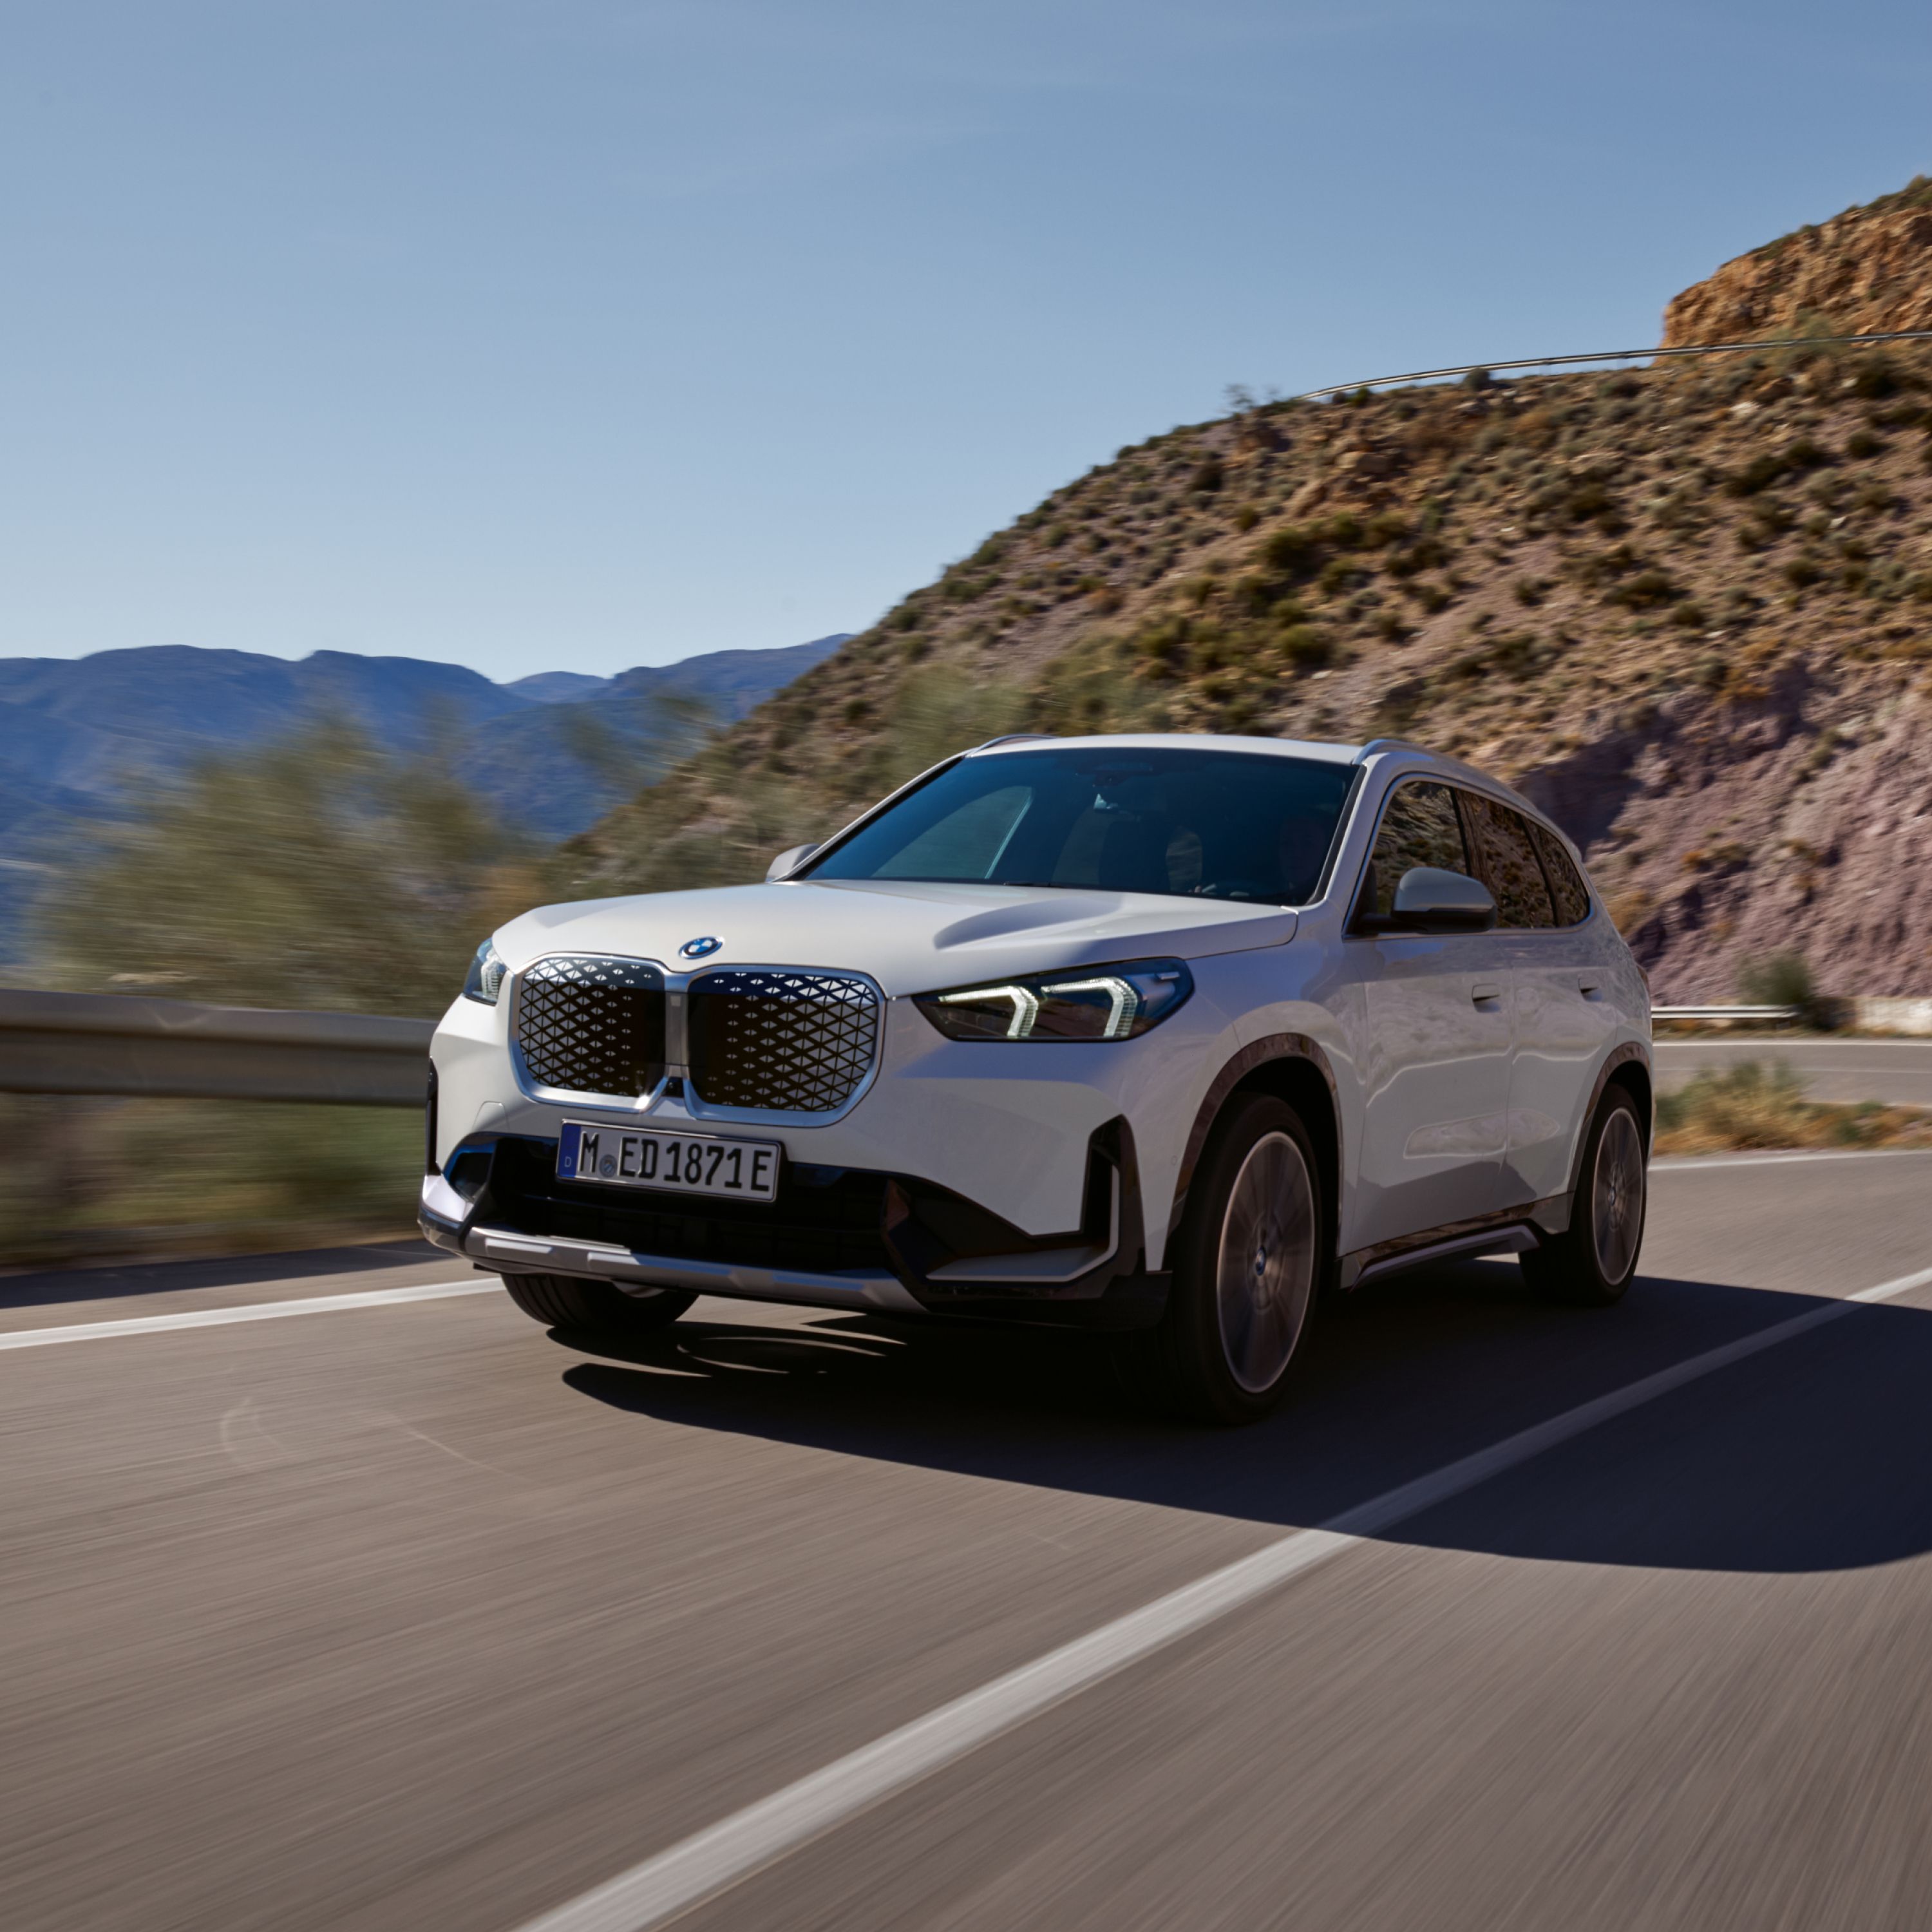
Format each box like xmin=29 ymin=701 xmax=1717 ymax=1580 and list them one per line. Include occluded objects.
xmin=974 ymin=734 xmax=1058 ymax=750
xmin=1352 ymin=736 xmax=1432 ymax=762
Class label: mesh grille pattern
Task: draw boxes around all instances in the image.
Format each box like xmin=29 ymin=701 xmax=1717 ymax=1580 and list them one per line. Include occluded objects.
xmin=689 ymin=970 xmax=880 ymax=1113
xmin=515 ymin=956 xmax=667 ymax=1097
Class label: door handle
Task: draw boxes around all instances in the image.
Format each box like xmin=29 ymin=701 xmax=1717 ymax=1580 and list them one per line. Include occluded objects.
xmin=1470 ymin=981 xmax=1503 ymax=1005
xmin=1578 ymin=978 xmax=1603 ymax=999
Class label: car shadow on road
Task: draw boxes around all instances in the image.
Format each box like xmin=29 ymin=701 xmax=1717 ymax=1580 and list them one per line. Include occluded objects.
xmin=555 ymin=1260 xmax=1932 ymax=1574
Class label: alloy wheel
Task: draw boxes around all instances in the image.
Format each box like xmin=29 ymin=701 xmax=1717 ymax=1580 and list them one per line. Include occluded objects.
xmin=1215 ymin=1131 xmax=1316 ymax=1394
xmin=1591 ymin=1107 xmax=1645 ymax=1286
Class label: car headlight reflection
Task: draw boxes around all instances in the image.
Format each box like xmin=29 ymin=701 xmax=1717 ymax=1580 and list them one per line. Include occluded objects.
xmin=915 ymin=959 xmax=1193 ymax=1042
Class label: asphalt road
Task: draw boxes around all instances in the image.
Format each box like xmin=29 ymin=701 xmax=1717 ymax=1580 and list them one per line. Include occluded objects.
xmin=1654 ymin=1034 xmax=1932 ymax=1106
xmin=4 ymin=1150 xmax=1932 ymax=1932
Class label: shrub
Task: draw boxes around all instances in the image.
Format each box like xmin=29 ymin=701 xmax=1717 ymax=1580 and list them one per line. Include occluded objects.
xmin=1609 ymin=568 xmax=1678 ymax=609
xmin=1278 ymin=624 xmax=1332 ymax=668
xmin=1849 ymin=357 xmax=1902 ymax=400
xmin=1783 ymin=554 xmax=1825 ymax=589
xmin=1259 ymin=526 xmax=1320 ymax=577
xmin=1654 ymin=1060 xmax=1812 ymax=1149
xmin=1726 ymin=452 xmax=1786 ymax=496
xmin=1671 ymin=600 xmax=1708 ymax=629
xmin=1232 ymin=502 xmax=1260 ymax=532
xmin=1512 ymin=577 xmax=1544 ymax=607
xmin=1189 ymin=457 xmax=1225 ymax=494
xmin=1738 ymin=949 xmax=1816 ymax=1012
xmin=1845 ymin=428 xmax=1884 ymax=460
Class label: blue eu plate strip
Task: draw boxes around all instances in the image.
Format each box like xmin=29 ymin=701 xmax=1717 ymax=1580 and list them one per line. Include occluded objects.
xmin=557 ymin=1121 xmax=582 ymax=1178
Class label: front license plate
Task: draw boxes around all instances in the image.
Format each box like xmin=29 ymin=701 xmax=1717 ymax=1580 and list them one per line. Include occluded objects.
xmin=557 ymin=1122 xmax=781 ymax=1202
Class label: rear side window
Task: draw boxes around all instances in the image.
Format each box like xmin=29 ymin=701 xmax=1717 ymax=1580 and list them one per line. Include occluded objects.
xmin=1358 ymin=781 xmax=1472 ymax=922
xmin=1463 ymin=793 xmax=1555 ymax=929
xmin=1528 ymin=822 xmax=1591 ymax=927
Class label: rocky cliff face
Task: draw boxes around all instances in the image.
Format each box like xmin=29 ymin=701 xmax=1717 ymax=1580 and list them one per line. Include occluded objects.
xmin=1664 ymin=178 xmax=1932 ymax=346
xmin=572 ymin=186 xmax=1932 ymax=1002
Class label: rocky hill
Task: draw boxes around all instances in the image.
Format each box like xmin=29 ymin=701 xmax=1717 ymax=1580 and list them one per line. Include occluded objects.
xmin=569 ymin=187 xmax=1932 ymax=1002
xmin=1665 ymin=176 xmax=1932 ymax=348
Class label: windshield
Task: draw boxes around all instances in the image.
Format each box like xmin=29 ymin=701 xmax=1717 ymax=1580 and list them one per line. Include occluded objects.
xmin=806 ymin=745 xmax=1358 ymax=905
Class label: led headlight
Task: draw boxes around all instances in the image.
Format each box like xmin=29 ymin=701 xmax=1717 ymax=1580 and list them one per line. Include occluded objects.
xmin=915 ymin=959 xmax=1193 ymax=1043
xmin=462 ymin=938 xmax=509 ymax=1005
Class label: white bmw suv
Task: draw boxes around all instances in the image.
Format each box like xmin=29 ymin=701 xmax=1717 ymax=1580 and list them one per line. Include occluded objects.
xmin=421 ymin=734 xmax=1650 ymax=1423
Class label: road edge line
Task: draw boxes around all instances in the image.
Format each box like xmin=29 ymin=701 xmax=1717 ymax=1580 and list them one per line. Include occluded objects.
xmin=0 ymin=1278 xmax=496 ymax=1350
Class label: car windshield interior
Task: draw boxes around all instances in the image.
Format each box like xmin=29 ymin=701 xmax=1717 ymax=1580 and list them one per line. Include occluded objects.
xmin=806 ymin=746 xmax=1358 ymax=905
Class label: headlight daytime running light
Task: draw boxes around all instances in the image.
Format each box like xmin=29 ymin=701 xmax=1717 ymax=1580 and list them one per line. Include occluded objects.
xmin=915 ymin=958 xmax=1192 ymax=1043
xmin=463 ymin=938 xmax=509 ymax=1005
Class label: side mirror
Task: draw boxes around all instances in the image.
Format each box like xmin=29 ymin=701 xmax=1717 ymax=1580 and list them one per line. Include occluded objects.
xmin=1388 ymin=866 xmax=1495 ymax=933
xmin=766 ymin=842 xmax=819 ymax=882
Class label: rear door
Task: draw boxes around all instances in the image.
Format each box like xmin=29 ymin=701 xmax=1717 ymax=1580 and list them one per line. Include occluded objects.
xmin=1347 ymin=779 xmax=1515 ymax=1251
xmin=1461 ymin=793 xmax=1614 ymax=1208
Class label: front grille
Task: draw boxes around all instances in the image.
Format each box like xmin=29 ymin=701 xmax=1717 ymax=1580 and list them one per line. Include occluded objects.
xmin=515 ymin=955 xmax=667 ymax=1097
xmin=688 ymin=969 xmax=880 ymax=1113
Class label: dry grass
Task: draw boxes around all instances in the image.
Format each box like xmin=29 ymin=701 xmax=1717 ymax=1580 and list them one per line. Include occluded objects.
xmin=1653 ymin=1059 xmax=1932 ymax=1154
xmin=0 ymin=1096 xmax=422 ymax=1268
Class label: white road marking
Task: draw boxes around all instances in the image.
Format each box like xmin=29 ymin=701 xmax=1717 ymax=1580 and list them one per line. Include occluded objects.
xmin=513 ymin=1258 xmax=1932 ymax=1932
xmin=1653 ymin=1148 xmax=1932 ymax=1172
xmin=0 ymin=1278 xmax=494 ymax=1352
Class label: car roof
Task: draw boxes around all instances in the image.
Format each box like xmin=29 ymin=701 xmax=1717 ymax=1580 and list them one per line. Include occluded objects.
xmin=963 ymin=732 xmax=1365 ymax=766
xmin=960 ymin=731 xmax=1557 ymax=836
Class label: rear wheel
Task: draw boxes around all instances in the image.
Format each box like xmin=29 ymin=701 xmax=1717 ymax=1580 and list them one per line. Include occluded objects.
xmin=1520 ymin=1087 xmax=1647 ymax=1306
xmin=498 ymin=1272 xmax=696 ymax=1334
xmin=1121 ymin=1094 xmax=1324 ymax=1425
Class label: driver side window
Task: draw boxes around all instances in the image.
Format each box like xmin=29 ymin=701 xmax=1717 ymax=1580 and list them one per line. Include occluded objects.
xmin=1356 ymin=781 xmax=1474 ymax=923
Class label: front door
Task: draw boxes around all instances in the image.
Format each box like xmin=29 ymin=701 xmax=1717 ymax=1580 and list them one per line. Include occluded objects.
xmin=1347 ymin=779 xmax=1514 ymax=1252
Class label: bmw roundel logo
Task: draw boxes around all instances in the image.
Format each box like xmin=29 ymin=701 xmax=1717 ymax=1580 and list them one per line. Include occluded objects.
xmin=679 ymin=935 xmax=723 ymax=960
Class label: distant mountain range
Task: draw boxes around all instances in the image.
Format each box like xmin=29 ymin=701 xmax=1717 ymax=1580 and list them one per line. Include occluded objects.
xmin=0 ymin=634 xmax=846 ymax=958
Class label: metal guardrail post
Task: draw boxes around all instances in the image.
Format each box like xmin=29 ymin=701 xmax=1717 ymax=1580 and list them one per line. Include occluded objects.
xmin=0 ymin=990 xmax=433 ymax=1106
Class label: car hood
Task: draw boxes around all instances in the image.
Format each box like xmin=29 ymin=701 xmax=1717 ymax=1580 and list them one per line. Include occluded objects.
xmin=495 ymin=879 xmax=1298 ymax=997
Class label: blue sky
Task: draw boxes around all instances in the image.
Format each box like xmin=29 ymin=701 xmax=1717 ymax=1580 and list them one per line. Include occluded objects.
xmin=3 ymin=0 xmax=1927 ymax=682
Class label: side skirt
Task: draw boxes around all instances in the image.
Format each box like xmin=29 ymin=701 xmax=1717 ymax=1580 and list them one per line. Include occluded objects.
xmin=1338 ymin=1194 xmax=1570 ymax=1291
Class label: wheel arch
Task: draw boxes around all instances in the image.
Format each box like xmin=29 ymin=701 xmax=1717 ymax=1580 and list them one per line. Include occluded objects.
xmin=1164 ymin=1036 xmax=1342 ymax=1273
xmin=1604 ymin=1056 xmax=1653 ymax=1153
xmin=1566 ymin=1043 xmax=1654 ymax=1200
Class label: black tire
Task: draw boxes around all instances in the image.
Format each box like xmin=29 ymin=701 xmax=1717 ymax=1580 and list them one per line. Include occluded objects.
xmin=1520 ymin=1086 xmax=1647 ymax=1306
xmin=498 ymin=1271 xmax=696 ymax=1334
xmin=1121 ymin=1094 xmax=1326 ymax=1426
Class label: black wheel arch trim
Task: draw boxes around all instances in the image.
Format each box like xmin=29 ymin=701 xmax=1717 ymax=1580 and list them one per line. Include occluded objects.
xmin=1568 ymin=1042 xmax=1653 ymax=1198
xmin=1164 ymin=1034 xmax=1343 ymax=1274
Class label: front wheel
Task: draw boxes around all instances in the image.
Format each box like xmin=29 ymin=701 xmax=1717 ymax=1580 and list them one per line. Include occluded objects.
xmin=1122 ymin=1094 xmax=1325 ymax=1425
xmin=498 ymin=1272 xmax=696 ymax=1334
xmin=1520 ymin=1087 xmax=1647 ymax=1306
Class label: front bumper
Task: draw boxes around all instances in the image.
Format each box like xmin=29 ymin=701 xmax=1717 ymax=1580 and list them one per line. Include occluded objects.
xmin=421 ymin=1121 xmax=1168 ymax=1332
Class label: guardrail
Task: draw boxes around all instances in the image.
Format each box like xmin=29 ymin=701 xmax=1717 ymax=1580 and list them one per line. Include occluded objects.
xmin=1293 ymin=327 xmax=1932 ymax=402
xmin=0 ymin=990 xmax=431 ymax=1106
xmin=1651 ymin=1004 xmax=1803 ymax=1025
